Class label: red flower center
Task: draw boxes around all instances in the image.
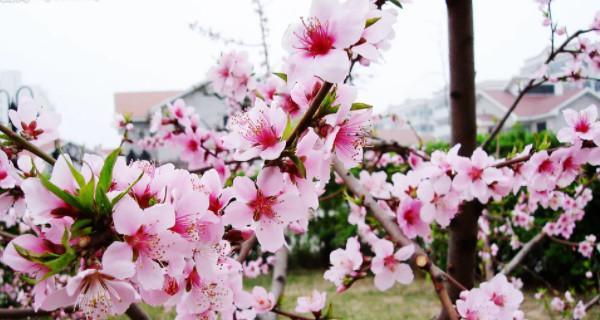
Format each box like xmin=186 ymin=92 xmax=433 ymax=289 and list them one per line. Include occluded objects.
xmin=468 ymin=167 xmax=483 ymax=181
xmin=403 ymin=206 xmax=419 ymax=226
xmin=249 ymin=192 xmax=278 ymax=221
xmin=297 ymin=19 xmax=335 ymax=57
xmin=538 ymin=159 xmax=554 ymax=173
xmin=574 ymin=119 xmax=590 ymax=133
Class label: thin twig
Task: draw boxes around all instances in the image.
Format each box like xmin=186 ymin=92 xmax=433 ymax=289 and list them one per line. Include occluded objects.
xmin=332 ymin=158 xmax=459 ymax=320
xmin=481 ymin=28 xmax=596 ymax=149
xmin=0 ymin=124 xmax=56 ymax=165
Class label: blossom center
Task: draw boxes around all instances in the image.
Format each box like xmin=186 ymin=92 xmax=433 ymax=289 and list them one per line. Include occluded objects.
xmin=297 ymin=19 xmax=335 ymax=57
xmin=249 ymin=192 xmax=278 ymax=221
xmin=574 ymin=119 xmax=590 ymax=133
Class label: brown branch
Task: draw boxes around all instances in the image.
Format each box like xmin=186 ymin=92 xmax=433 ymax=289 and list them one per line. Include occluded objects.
xmin=548 ymin=235 xmax=578 ymax=247
xmin=260 ymin=246 xmax=290 ymax=320
xmin=0 ymin=124 xmax=56 ymax=165
xmin=271 ymin=308 xmax=313 ymax=320
xmin=585 ymin=294 xmax=600 ymax=311
xmin=481 ymin=28 xmax=596 ymax=149
xmin=0 ymin=229 xmax=17 ymax=241
xmin=284 ymin=82 xmax=333 ymax=149
xmin=0 ymin=308 xmax=52 ymax=319
xmin=125 ymin=304 xmax=150 ymax=320
xmin=318 ymin=188 xmax=344 ymax=202
xmin=501 ymin=232 xmax=546 ymax=275
xmin=332 ymin=158 xmax=459 ymax=320
xmin=237 ymin=235 xmax=257 ymax=262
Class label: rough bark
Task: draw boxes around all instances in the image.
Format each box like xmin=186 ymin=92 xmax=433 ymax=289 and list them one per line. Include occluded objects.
xmin=261 ymin=247 xmax=289 ymax=320
xmin=444 ymin=0 xmax=480 ymax=317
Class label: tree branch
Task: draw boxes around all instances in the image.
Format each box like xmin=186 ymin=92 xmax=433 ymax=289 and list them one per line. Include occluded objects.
xmin=332 ymin=158 xmax=459 ymax=320
xmin=0 ymin=124 xmax=56 ymax=165
xmin=500 ymin=232 xmax=546 ymax=275
xmin=237 ymin=235 xmax=257 ymax=262
xmin=481 ymin=28 xmax=596 ymax=149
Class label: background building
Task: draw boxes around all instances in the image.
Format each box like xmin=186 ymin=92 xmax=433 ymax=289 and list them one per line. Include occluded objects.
xmin=384 ymin=48 xmax=600 ymax=143
xmin=114 ymin=82 xmax=228 ymax=164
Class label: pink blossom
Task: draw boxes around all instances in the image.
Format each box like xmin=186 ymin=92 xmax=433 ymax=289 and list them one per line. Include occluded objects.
xmin=480 ymin=274 xmax=524 ymax=319
xmin=283 ymin=0 xmax=369 ymax=83
xmin=396 ymin=198 xmax=430 ymax=239
xmin=251 ymin=286 xmax=275 ymax=314
xmin=113 ymin=195 xmax=189 ymax=290
xmin=456 ymin=288 xmax=497 ymax=320
xmin=578 ymin=234 xmax=596 ymax=258
xmin=370 ymin=239 xmax=414 ymax=291
xmin=223 ymin=167 xmax=305 ymax=252
xmin=557 ymin=105 xmax=600 ymax=143
xmin=295 ymin=290 xmax=327 ymax=314
xmin=573 ymin=300 xmax=587 ymax=319
xmin=352 ymin=6 xmax=397 ymax=65
xmin=41 ymin=242 xmax=139 ymax=319
xmin=521 ymin=150 xmax=561 ymax=192
xmin=550 ymin=297 xmax=565 ymax=312
xmin=359 ymin=170 xmax=391 ymax=199
xmin=324 ymin=237 xmax=363 ymax=287
xmin=223 ymin=100 xmax=287 ymax=161
xmin=208 ymin=51 xmax=254 ymax=102
xmin=452 ymin=148 xmax=503 ymax=203
xmin=9 ymin=97 xmax=61 ymax=151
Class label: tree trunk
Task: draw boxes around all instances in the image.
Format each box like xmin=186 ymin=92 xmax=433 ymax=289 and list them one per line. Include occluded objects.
xmin=442 ymin=0 xmax=480 ymax=318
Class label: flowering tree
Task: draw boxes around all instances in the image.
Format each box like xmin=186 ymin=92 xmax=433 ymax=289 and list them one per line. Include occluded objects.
xmin=1 ymin=0 xmax=600 ymax=319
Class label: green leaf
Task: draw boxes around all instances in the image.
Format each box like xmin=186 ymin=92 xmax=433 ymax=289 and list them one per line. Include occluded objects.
xmin=111 ymin=171 xmax=144 ymax=206
xmin=70 ymin=218 xmax=92 ymax=237
xmin=273 ymin=72 xmax=287 ymax=82
xmin=13 ymin=244 xmax=60 ymax=262
xmin=350 ymin=102 xmax=373 ymax=111
xmin=78 ymin=176 xmax=96 ymax=212
xmin=38 ymin=173 xmax=83 ymax=211
xmin=39 ymin=228 xmax=76 ymax=281
xmin=322 ymin=303 xmax=335 ymax=320
xmin=388 ymin=0 xmax=403 ymax=8
xmin=97 ymin=148 xmax=120 ymax=193
xmin=365 ymin=17 xmax=381 ymax=28
xmin=96 ymin=148 xmax=120 ymax=215
xmin=281 ymin=115 xmax=294 ymax=141
xmin=62 ymin=154 xmax=85 ymax=188
xmin=290 ymin=155 xmax=307 ymax=179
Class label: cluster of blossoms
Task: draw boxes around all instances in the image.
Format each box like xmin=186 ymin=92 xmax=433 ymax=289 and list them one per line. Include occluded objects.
xmin=543 ymin=291 xmax=588 ymax=320
xmin=456 ymin=274 xmax=524 ymax=320
xmin=242 ymin=255 xmax=274 ymax=278
xmin=0 ymin=0 xmax=400 ymax=318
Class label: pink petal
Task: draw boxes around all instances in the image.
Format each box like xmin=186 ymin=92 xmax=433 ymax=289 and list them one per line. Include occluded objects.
xmin=232 ymin=176 xmax=258 ymax=202
xmin=102 ymin=241 xmax=135 ymax=280
xmin=40 ymin=287 xmax=77 ymax=311
xmin=112 ymin=195 xmax=144 ymax=236
xmin=257 ymin=167 xmax=285 ymax=197
xmin=223 ymin=201 xmax=253 ymax=229
xmin=255 ymin=221 xmax=286 ymax=252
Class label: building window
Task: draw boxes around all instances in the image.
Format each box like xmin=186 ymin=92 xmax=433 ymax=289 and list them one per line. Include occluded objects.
xmin=529 ymin=85 xmax=555 ymax=95
xmin=536 ymin=121 xmax=547 ymax=132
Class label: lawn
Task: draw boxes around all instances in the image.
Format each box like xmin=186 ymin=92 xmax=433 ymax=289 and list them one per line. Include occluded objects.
xmin=113 ymin=270 xmax=600 ymax=319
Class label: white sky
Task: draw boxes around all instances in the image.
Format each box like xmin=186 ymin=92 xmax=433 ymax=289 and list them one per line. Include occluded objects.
xmin=0 ymin=0 xmax=597 ymax=148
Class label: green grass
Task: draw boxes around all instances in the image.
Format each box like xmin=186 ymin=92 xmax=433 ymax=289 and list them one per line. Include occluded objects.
xmin=112 ymin=270 xmax=600 ymax=319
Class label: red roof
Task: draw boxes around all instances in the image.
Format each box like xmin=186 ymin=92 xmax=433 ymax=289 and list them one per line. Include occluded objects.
xmin=114 ymin=91 xmax=182 ymax=120
xmin=482 ymin=88 xmax=583 ymax=117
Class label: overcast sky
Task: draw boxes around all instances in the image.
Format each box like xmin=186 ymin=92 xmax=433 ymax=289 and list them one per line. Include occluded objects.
xmin=0 ymin=0 xmax=597 ymax=148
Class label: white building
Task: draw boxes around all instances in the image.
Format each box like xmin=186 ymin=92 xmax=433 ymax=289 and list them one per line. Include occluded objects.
xmin=0 ymin=70 xmax=55 ymax=125
xmin=114 ymin=82 xmax=228 ymax=164
xmin=385 ymin=48 xmax=600 ymax=142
